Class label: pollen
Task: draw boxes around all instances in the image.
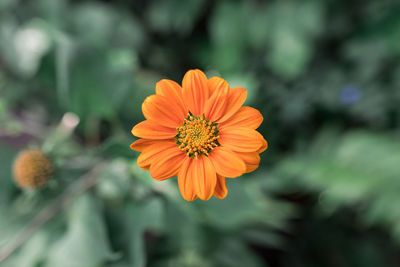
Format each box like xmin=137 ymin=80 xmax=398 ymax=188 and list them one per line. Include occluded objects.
xmin=176 ymin=112 xmax=220 ymax=157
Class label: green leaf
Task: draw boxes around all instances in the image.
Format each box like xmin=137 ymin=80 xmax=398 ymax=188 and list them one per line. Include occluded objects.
xmin=96 ymin=159 xmax=131 ymax=203
xmin=69 ymin=2 xmax=117 ymax=47
xmin=5 ymin=229 xmax=52 ymax=267
xmin=210 ymin=1 xmax=247 ymax=46
xmin=197 ymin=178 xmax=294 ymax=231
xmin=267 ymin=32 xmax=311 ymax=79
xmin=146 ymin=0 xmax=204 ymax=35
xmin=44 ymin=194 xmax=114 ymax=267
xmin=214 ymin=237 xmax=266 ymax=267
xmin=0 ymin=0 xmax=18 ymax=11
xmin=277 ymin=130 xmax=400 ymax=241
xmin=125 ymin=198 xmax=164 ymax=267
xmin=68 ymin=47 xmax=136 ymax=120
xmin=265 ymin=1 xmax=324 ymax=79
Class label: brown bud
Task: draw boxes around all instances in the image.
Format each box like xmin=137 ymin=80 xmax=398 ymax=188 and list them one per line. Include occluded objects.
xmin=13 ymin=149 xmax=53 ymax=189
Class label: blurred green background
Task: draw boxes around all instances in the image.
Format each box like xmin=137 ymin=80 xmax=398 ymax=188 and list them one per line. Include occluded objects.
xmin=1 ymin=0 xmax=400 ymax=266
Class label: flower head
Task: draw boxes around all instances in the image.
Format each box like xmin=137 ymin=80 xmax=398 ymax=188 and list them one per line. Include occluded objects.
xmin=13 ymin=149 xmax=53 ymax=189
xmin=131 ymin=69 xmax=267 ymax=201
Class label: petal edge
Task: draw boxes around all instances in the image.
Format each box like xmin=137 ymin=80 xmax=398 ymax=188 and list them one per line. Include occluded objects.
xmin=132 ymin=120 xmax=176 ymax=139
xmin=182 ymin=69 xmax=209 ymax=116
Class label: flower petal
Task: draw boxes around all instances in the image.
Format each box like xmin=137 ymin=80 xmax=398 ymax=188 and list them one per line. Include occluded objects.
xmin=220 ymin=106 xmax=263 ymax=130
xmin=182 ymin=69 xmax=209 ymax=116
xmin=142 ymin=94 xmax=185 ymax=127
xmin=131 ymin=120 xmax=176 ymax=139
xmin=130 ymin=139 xmax=168 ymax=152
xmin=137 ymin=141 xmax=177 ymax=170
xmin=191 ymin=156 xmax=217 ymax=200
xmin=155 ymin=79 xmax=188 ymax=116
xmin=150 ymin=147 xmax=186 ymax=181
xmin=219 ymin=126 xmax=264 ymax=152
xmin=207 ymin=76 xmax=227 ymax=96
xmin=204 ymin=77 xmax=229 ymax=121
xmin=178 ymin=157 xmax=197 ymax=201
xmin=213 ymin=175 xmax=228 ymax=199
xmin=209 ymin=146 xmax=246 ymax=178
xmin=258 ymin=137 xmax=268 ymax=153
xmin=216 ymin=87 xmax=247 ymax=123
xmin=236 ymin=152 xmax=260 ymax=173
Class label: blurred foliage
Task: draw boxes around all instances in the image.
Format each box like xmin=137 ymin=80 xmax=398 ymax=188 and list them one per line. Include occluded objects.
xmin=1 ymin=0 xmax=400 ymax=266
xmin=277 ymin=130 xmax=400 ymax=237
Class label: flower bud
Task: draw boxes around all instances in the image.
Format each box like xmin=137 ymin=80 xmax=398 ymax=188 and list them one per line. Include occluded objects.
xmin=13 ymin=149 xmax=53 ymax=189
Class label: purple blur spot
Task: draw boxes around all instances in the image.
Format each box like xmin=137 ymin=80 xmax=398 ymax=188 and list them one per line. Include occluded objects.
xmin=340 ymin=85 xmax=362 ymax=105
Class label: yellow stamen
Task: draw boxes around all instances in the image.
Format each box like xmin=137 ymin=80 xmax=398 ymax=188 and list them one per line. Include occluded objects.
xmin=175 ymin=112 xmax=220 ymax=157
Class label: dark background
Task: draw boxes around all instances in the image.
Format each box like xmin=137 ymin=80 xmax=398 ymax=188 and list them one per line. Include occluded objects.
xmin=1 ymin=0 xmax=400 ymax=266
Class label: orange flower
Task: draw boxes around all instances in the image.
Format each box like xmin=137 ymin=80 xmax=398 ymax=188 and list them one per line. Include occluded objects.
xmin=130 ymin=69 xmax=267 ymax=201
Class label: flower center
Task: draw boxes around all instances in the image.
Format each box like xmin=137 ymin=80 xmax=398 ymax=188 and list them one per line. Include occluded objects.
xmin=176 ymin=112 xmax=220 ymax=157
